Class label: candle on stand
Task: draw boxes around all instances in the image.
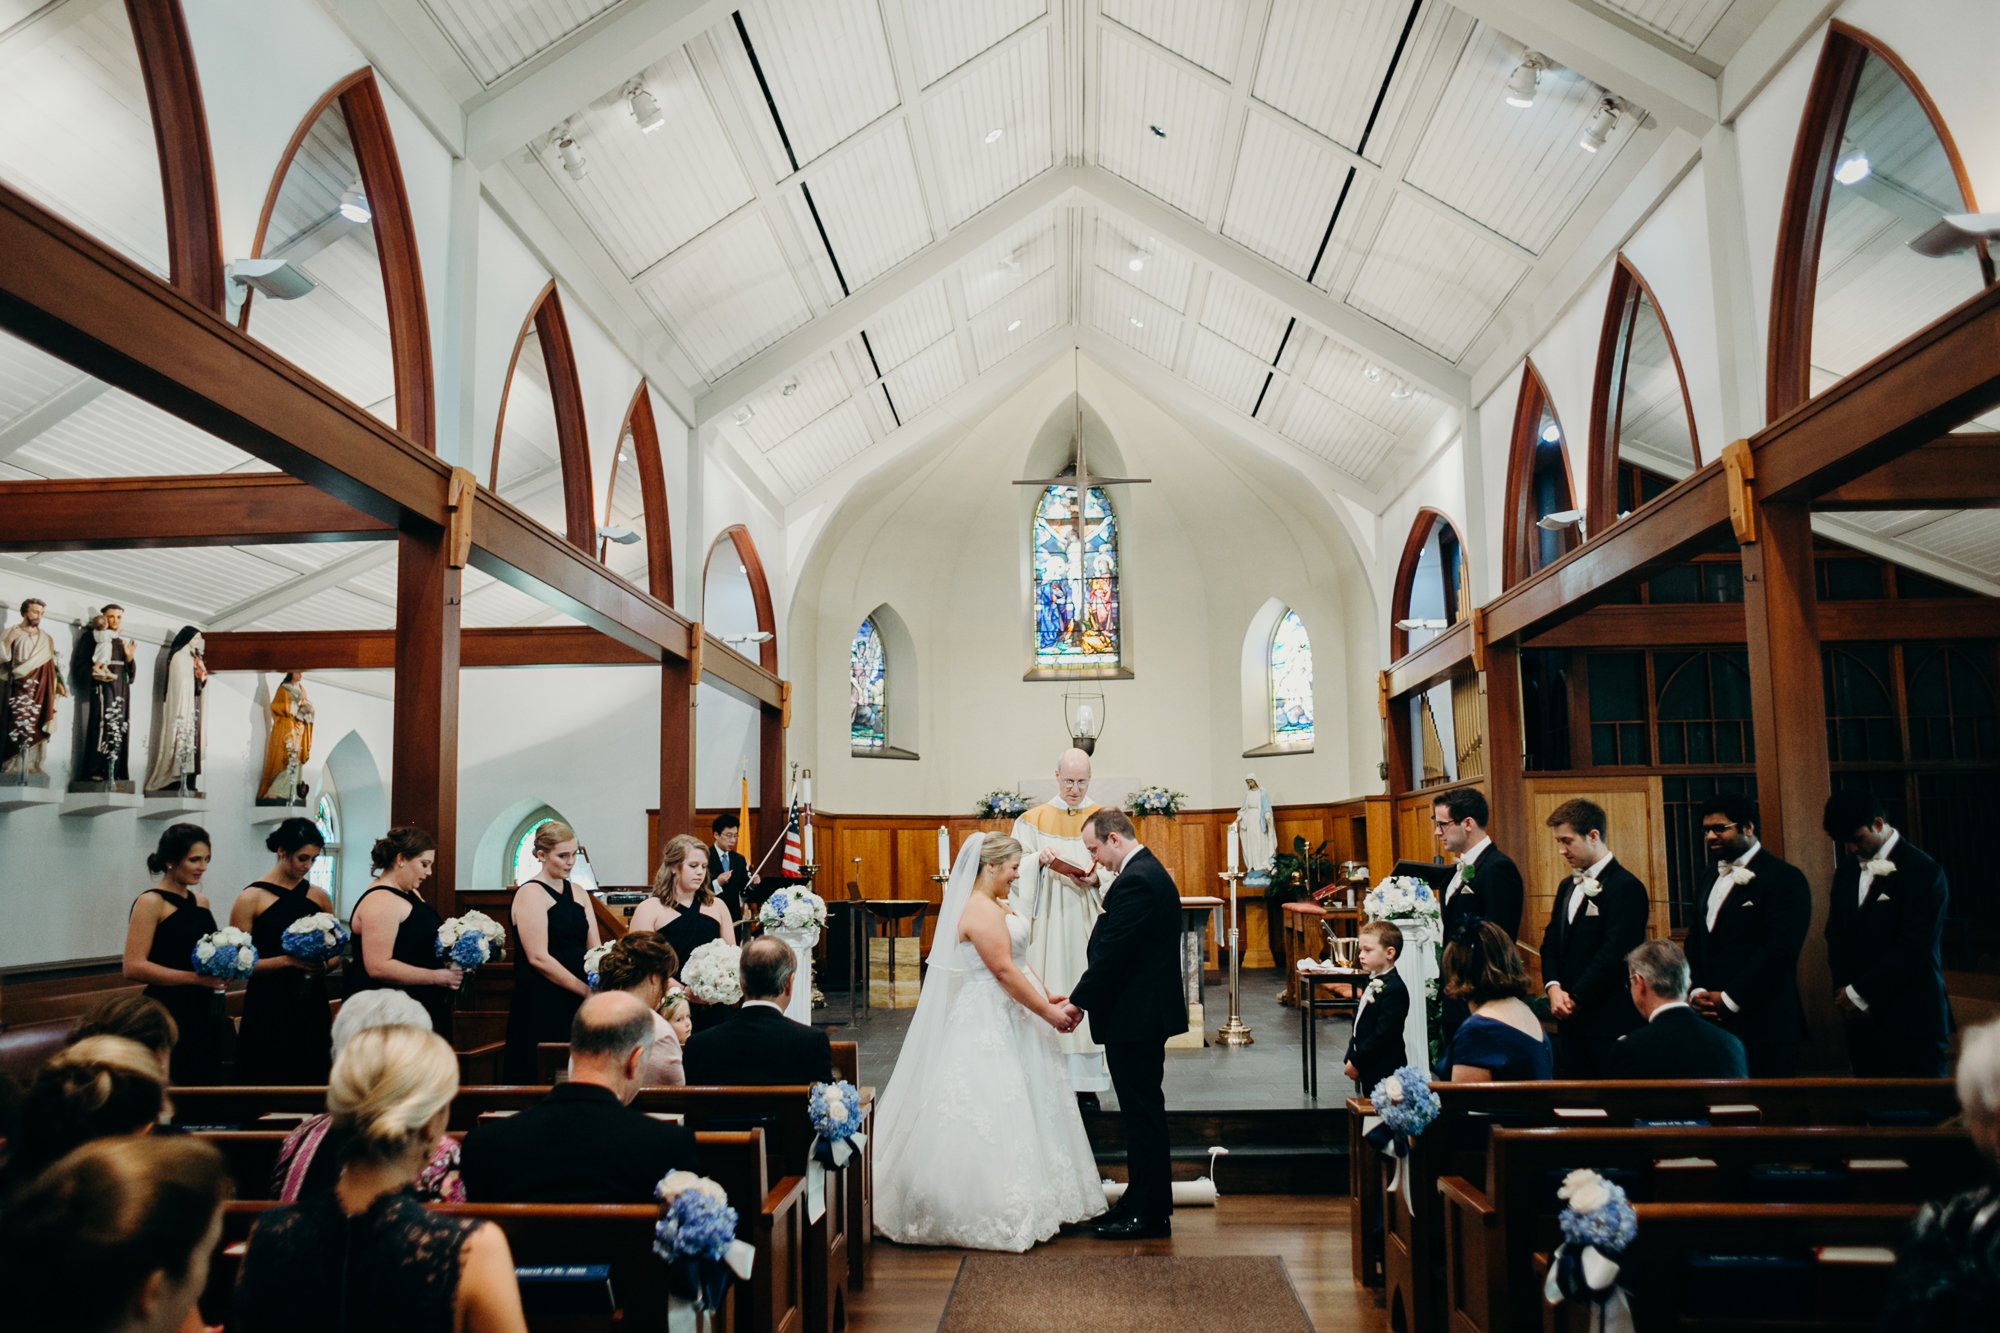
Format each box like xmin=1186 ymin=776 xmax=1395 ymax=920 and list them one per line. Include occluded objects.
xmin=802 ymin=771 xmax=812 ymax=805
xmin=803 ymin=814 xmax=814 ymax=863
xmin=937 ymin=825 xmax=950 ymax=875
xmin=1226 ymin=819 xmax=1240 ymax=873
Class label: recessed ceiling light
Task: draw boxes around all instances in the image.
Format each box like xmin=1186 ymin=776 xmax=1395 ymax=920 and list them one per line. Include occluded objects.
xmin=1129 ymin=317 xmax=1144 ymax=329
xmin=733 ymin=405 xmax=754 ymax=425
xmin=556 ymin=133 xmax=587 ymax=181
xmin=1834 ymin=145 xmax=1871 ymax=185
xmin=1007 ymin=319 xmax=1022 ymax=331
xmin=782 ymin=379 xmax=798 ymax=396
xmin=626 ymin=81 xmax=665 ymax=133
xmin=1540 ymin=420 xmax=1562 ymax=444
xmin=1128 ymin=256 xmax=1145 ymax=272
xmin=338 ymin=180 xmax=370 ymax=224
xmin=1148 ymin=125 xmax=1166 ymax=138
xmin=984 ymin=127 xmax=1004 ymax=144
xmin=1504 ymin=56 xmax=1545 ymax=109
xmin=1363 ymin=363 xmax=1382 ymax=384
xmin=1580 ymin=100 xmax=1618 ymax=153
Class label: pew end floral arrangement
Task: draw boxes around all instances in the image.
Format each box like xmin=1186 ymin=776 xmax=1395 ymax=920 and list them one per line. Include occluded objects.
xmin=653 ymin=1170 xmax=756 ymax=1315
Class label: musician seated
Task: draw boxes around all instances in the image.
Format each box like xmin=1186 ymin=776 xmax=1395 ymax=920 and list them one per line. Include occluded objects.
xmin=683 ymin=937 xmax=834 ymax=1087
xmin=1607 ymin=940 xmax=1747 ymax=1080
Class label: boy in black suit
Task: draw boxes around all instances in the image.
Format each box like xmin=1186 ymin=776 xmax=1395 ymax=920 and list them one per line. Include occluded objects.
xmin=1341 ymin=920 xmax=1409 ymax=1096
xmin=1432 ymin=789 xmax=1525 ymax=1046
xmin=1541 ymin=798 xmax=1648 ymax=1079
xmin=1823 ymin=790 xmax=1951 ymax=1078
xmin=1609 ymin=939 xmax=1747 ymax=1079
xmin=1683 ymin=794 xmax=1811 ymax=1077
xmin=683 ymin=936 xmax=835 ymax=1086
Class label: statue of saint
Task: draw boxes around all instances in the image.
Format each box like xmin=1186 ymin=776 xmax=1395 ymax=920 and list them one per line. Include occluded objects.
xmin=3 ymin=598 xmax=68 ymax=778
xmin=1238 ymin=774 xmax=1275 ymax=886
xmin=73 ymin=603 xmax=135 ymax=789
xmin=142 ymin=628 xmax=207 ymax=796
xmin=1008 ymin=747 xmax=1112 ymax=1094
xmin=258 ymin=671 xmax=314 ymax=804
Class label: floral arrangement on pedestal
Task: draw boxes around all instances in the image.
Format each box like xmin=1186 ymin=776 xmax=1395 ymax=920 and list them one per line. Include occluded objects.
xmin=653 ymin=1170 xmax=756 ymax=1317
xmin=1363 ymin=875 xmax=1441 ymax=927
xmin=974 ymin=790 xmax=1028 ymax=818
xmin=808 ymin=1080 xmax=866 ymax=1167
xmin=759 ymin=888 xmax=827 ymax=932
xmin=192 ymin=927 xmax=257 ymax=1013
xmin=682 ymin=940 xmax=743 ymax=1006
xmin=1544 ymin=1169 xmax=1638 ymax=1331
xmin=1125 ymin=786 xmax=1187 ymax=817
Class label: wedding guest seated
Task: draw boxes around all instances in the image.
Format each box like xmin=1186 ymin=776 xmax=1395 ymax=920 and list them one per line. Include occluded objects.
xmin=1437 ymin=920 xmax=1554 ymax=1082
xmin=1340 ymin=920 xmax=1408 ymax=1097
xmin=458 ymin=992 xmax=699 ymax=1203
xmin=235 ymin=1025 xmax=528 ymax=1333
xmin=595 ymin=931 xmax=688 ymax=1086
xmin=682 ymin=936 xmax=835 ymax=1087
xmin=0 ymin=1035 xmax=169 ymax=1196
xmin=66 ymin=993 xmax=179 ymax=1078
xmin=1608 ymin=939 xmax=1748 ymax=1080
xmin=0 ymin=1135 xmax=231 ymax=1333
xmin=270 ymin=990 xmax=462 ymax=1203
xmin=1882 ymin=1019 xmax=2000 ymax=1327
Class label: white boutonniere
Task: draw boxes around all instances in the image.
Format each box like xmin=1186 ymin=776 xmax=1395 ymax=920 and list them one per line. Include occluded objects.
xmin=1863 ymin=858 xmax=1897 ymax=878
xmin=1724 ymin=864 xmax=1755 ymax=886
xmin=1365 ymin=978 xmax=1385 ymax=999
xmin=1578 ymin=876 xmax=1602 ymax=899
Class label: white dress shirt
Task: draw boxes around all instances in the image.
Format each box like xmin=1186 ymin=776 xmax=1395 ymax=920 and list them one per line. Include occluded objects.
xmin=1445 ymin=837 xmax=1491 ymax=903
xmin=1352 ymin=967 xmax=1392 ymax=1023
xmin=1647 ymin=1000 xmax=1692 ymax=1022
xmin=1691 ymin=840 xmax=1762 ymax=1016
xmin=741 ymin=999 xmax=786 ymax=1014
xmin=1846 ymin=829 xmax=1901 ymax=1012
xmin=1116 ymin=841 xmax=1147 ymax=874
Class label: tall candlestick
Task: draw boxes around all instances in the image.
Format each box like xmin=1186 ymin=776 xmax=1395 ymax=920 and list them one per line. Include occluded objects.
xmin=802 ymin=771 xmax=812 ymax=805
xmin=1226 ymin=819 xmax=1240 ymax=873
xmin=937 ymin=825 xmax=950 ymax=875
xmin=803 ymin=815 xmax=814 ymax=863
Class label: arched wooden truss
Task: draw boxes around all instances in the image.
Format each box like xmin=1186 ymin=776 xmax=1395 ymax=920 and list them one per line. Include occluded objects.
xmin=1587 ymin=255 xmax=1701 ymax=533
xmin=1502 ymin=360 xmax=1578 ymax=590
xmin=493 ymin=280 xmax=594 ymax=553
xmin=1390 ymin=507 xmax=1469 ymax=661
xmin=705 ymin=525 xmax=778 ymax=672
xmin=608 ymin=381 xmax=673 ymax=601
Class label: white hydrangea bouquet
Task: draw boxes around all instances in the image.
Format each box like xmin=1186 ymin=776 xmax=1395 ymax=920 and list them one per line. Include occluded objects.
xmin=682 ymin=939 xmax=743 ymax=1007
xmin=191 ymin=926 xmax=257 ymax=1013
xmin=584 ymin=942 xmax=615 ymax=990
xmin=279 ymin=912 xmax=348 ymax=967
xmin=974 ymin=790 xmax=1028 ymax=818
xmin=808 ymin=1080 xmax=866 ymax=1167
xmin=1544 ymin=1169 xmax=1638 ymax=1328
xmin=436 ymin=910 xmax=507 ymax=1006
xmin=758 ymin=887 xmax=827 ymax=932
xmin=1364 ymin=875 xmax=1441 ymax=926
xmin=1125 ymin=785 xmax=1186 ymax=817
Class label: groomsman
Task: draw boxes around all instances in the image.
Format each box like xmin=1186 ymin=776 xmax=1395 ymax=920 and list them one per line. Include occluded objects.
xmin=1823 ymin=791 xmax=1951 ymax=1078
xmin=1540 ymin=799 xmax=1648 ymax=1079
xmin=1432 ymin=789 xmax=1524 ymax=1044
xmin=1681 ymin=794 xmax=1810 ymax=1076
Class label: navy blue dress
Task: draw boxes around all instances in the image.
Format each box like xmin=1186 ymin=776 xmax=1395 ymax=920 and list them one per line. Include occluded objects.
xmin=1441 ymin=1013 xmax=1554 ymax=1082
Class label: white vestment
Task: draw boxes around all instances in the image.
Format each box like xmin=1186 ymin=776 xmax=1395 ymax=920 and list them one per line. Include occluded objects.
xmin=1009 ymin=802 xmax=1111 ymax=1092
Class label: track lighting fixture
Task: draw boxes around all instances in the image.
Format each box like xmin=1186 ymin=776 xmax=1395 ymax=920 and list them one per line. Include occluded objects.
xmin=984 ymin=127 xmax=1004 ymax=143
xmin=555 ymin=129 xmax=587 ymax=181
xmin=1389 ymin=379 xmax=1412 ymax=400
xmin=1834 ymin=144 xmax=1871 ymax=186
xmin=1363 ymin=363 xmax=1382 ymax=384
xmin=1129 ymin=317 xmax=1144 ymax=329
xmin=1505 ymin=54 xmax=1547 ymax=108
xmin=1007 ymin=319 xmax=1022 ymax=331
xmin=1536 ymin=509 xmax=1585 ymax=533
xmin=598 ymin=526 xmax=639 ymax=545
xmin=1128 ymin=256 xmax=1145 ymax=272
xmin=733 ymin=405 xmax=754 ymax=425
xmin=626 ymin=81 xmax=665 ymax=133
xmin=338 ymin=180 xmax=370 ymax=224
xmin=1580 ymin=99 xmax=1619 ymax=153
xmin=1395 ymin=618 xmax=1448 ymax=631
xmin=782 ymin=379 xmax=799 ymax=396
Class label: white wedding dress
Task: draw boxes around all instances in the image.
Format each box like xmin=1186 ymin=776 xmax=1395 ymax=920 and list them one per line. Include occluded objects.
xmin=872 ymin=837 xmax=1107 ymax=1251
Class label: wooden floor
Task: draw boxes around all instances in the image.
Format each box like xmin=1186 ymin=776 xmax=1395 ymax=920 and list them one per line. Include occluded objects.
xmin=847 ymin=1196 xmax=1385 ymax=1332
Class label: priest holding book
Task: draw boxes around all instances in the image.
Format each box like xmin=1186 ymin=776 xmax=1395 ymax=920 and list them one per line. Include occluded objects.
xmin=1009 ymin=748 xmax=1113 ymax=1098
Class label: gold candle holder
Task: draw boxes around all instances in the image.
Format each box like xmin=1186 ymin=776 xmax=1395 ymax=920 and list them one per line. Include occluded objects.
xmin=1215 ymin=867 xmax=1254 ymax=1046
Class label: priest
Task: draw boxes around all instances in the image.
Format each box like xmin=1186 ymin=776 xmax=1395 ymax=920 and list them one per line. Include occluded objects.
xmin=1009 ymin=747 xmax=1112 ymax=1097
xmin=3 ymin=599 xmax=67 ymax=776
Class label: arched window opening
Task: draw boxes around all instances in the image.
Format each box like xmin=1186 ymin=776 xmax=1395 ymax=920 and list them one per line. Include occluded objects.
xmin=1824 ymin=646 xmax=1899 ymax=762
xmin=1033 ymin=467 xmax=1121 ymax=669
xmin=246 ymin=71 xmax=432 ymax=446
xmin=702 ymin=526 xmax=777 ymax=670
xmin=851 ymin=617 xmax=886 ymax=751
xmin=1269 ymin=610 xmax=1314 ymax=749
xmin=1503 ymin=363 xmax=1579 ymax=588
xmin=1906 ymin=646 xmax=1997 ymax=762
xmin=1590 ymin=258 xmax=1699 ymax=530
xmin=309 ymin=778 xmax=341 ymax=909
xmin=603 ymin=384 xmax=672 ymax=600
xmin=1770 ymin=23 xmax=1992 ymax=421
xmin=506 ymin=804 xmax=599 ymax=890
xmin=1655 ymin=650 xmax=1754 ymax=765
xmin=1390 ymin=509 xmax=1469 ymax=661
xmin=493 ymin=283 xmax=593 ymax=552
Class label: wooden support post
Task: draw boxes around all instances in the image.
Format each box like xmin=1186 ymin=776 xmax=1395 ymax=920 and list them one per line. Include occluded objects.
xmin=392 ymin=524 xmax=461 ymax=917
xmin=1741 ymin=501 xmax=1840 ymax=1071
xmin=660 ymin=653 xmax=694 ymax=852
xmin=759 ymin=701 xmax=785 ymax=868
xmin=1380 ymin=670 xmax=1410 ymax=803
xmin=1483 ymin=640 xmax=1530 ymax=866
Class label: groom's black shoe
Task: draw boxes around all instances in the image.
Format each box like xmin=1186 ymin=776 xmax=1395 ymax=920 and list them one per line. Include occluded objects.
xmin=1090 ymin=1213 xmax=1170 ymax=1239
xmin=1076 ymin=1092 xmax=1101 ymax=1114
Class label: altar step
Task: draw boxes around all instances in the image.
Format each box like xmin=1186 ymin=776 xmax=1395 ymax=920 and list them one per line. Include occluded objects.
xmin=1084 ymin=1108 xmax=1349 ymax=1195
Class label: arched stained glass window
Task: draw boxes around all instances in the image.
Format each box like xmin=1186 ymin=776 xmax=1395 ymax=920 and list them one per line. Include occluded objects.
xmin=851 ymin=617 xmax=886 ymax=751
xmin=508 ymin=808 xmax=565 ymax=887
xmin=1270 ymin=610 xmax=1314 ymax=747
xmin=1033 ymin=469 xmax=1120 ymax=667
xmin=307 ymin=781 xmax=340 ymax=904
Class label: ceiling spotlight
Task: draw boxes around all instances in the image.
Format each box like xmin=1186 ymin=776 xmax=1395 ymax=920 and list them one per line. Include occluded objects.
xmin=1540 ymin=419 xmax=1562 ymax=443
xmin=1580 ymin=99 xmax=1619 ymax=153
xmin=782 ymin=379 xmax=799 ymax=396
xmin=338 ymin=180 xmax=370 ymax=224
xmin=733 ymin=405 xmax=755 ymax=425
xmin=1395 ymin=618 xmax=1448 ymax=631
xmin=984 ymin=127 xmax=1004 ymax=144
xmin=738 ymin=564 xmax=747 ymax=574
xmin=225 ymin=257 xmax=317 ymax=319
xmin=1129 ymin=317 xmax=1144 ymax=328
xmin=1388 ymin=379 xmax=1413 ymax=400
xmin=598 ymin=525 xmax=640 ymax=545
xmin=617 ymin=450 xmax=628 ymax=462
xmin=1007 ymin=318 xmax=1022 ymax=331
xmin=1363 ymin=363 xmax=1382 ymax=384
xmin=1834 ymin=144 xmax=1871 ymax=186
xmin=1504 ymin=55 xmax=1546 ymax=108
xmin=626 ymin=81 xmax=665 ymax=133
xmin=1908 ymin=211 xmax=2000 ymax=257
xmin=722 ymin=631 xmax=774 ymax=644
xmin=1148 ymin=124 xmax=1166 ymax=138
xmin=1536 ymin=509 xmax=1585 ymax=532
xmin=556 ymin=133 xmax=587 ymax=181
xmin=1128 ymin=256 xmax=1145 ymax=272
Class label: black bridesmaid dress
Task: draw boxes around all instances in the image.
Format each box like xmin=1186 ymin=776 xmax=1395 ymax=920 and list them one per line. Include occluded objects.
xmin=658 ymin=905 xmax=727 ymax=1033
xmin=234 ymin=882 xmax=336 ymax=1085
xmin=501 ymin=880 xmax=589 ymax=1083
xmin=139 ymin=887 xmax=225 ymax=1085
xmin=345 ymin=886 xmax=454 ymax=1042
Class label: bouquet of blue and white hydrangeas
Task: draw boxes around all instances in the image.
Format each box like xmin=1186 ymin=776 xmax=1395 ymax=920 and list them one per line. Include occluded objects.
xmin=280 ymin=912 xmax=348 ymax=967
xmin=1365 ymin=1064 xmax=1441 ymax=1193
xmin=436 ymin=910 xmax=506 ymax=1005
xmin=974 ymin=790 xmax=1028 ymax=818
xmin=808 ymin=1080 xmax=866 ymax=1167
xmin=1544 ymin=1169 xmax=1638 ymax=1333
xmin=1364 ymin=875 xmax=1441 ymax=926
xmin=1125 ymin=785 xmax=1186 ymax=817
xmin=682 ymin=940 xmax=742 ymax=1007
xmin=583 ymin=943 xmax=614 ymax=991
xmin=653 ymin=1171 xmax=756 ymax=1315
xmin=192 ymin=926 xmax=258 ymax=1014
xmin=758 ymin=887 xmax=827 ymax=933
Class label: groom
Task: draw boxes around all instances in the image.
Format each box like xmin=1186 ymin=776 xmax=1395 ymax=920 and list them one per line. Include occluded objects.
xmin=1060 ymin=809 xmax=1186 ymax=1239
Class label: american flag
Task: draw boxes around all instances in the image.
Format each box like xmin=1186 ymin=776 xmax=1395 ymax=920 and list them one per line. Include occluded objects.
xmin=779 ymin=794 xmax=803 ymax=877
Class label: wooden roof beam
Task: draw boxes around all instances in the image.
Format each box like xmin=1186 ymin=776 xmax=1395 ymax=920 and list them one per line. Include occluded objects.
xmin=0 ymin=473 xmax=390 ymax=552
xmin=1814 ymin=433 xmax=2000 ymax=511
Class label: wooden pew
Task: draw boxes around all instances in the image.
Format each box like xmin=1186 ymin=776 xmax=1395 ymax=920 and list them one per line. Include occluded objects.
xmin=533 ymin=1040 xmax=863 ymax=1089
xmin=1438 ymin=1126 xmax=1972 ymax=1333
xmin=1345 ymin=1079 xmax=1955 ymax=1331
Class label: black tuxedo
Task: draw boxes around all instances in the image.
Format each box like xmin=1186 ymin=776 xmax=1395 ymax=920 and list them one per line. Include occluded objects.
xmin=1343 ymin=969 xmax=1408 ymax=1097
xmin=1070 ymin=846 xmax=1185 ymax=1221
xmin=1440 ymin=842 xmax=1525 ymax=1046
xmin=459 ymin=1081 xmax=700 ymax=1203
xmin=1682 ymin=845 xmax=1810 ymax=1076
xmin=1608 ymin=1004 xmax=1748 ymax=1079
xmin=1541 ymin=857 xmax=1648 ymax=1078
xmin=708 ymin=845 xmax=751 ymax=921
xmin=1825 ymin=833 xmax=1951 ymax=1078
xmin=682 ymin=1002 xmax=834 ymax=1086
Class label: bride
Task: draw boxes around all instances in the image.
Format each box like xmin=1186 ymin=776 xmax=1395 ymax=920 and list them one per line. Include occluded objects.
xmin=873 ymin=833 xmax=1108 ymax=1250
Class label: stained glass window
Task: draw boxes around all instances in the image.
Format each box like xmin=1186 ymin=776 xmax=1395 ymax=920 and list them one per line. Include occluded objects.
xmin=1034 ymin=471 xmax=1120 ymax=667
xmin=851 ymin=617 xmax=886 ymax=750
xmin=511 ymin=816 xmax=558 ymax=886
xmin=1270 ymin=609 xmax=1314 ymax=746
xmin=307 ymin=786 xmax=339 ymax=903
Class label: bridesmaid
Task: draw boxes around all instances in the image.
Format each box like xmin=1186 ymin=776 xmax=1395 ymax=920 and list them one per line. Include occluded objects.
xmin=121 ymin=823 xmax=227 ymax=1085
xmin=346 ymin=827 xmax=462 ymax=1041
xmin=500 ymin=821 xmax=599 ymax=1083
xmin=231 ymin=817 xmax=335 ymax=1085
xmin=629 ymin=835 xmax=733 ymax=1030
